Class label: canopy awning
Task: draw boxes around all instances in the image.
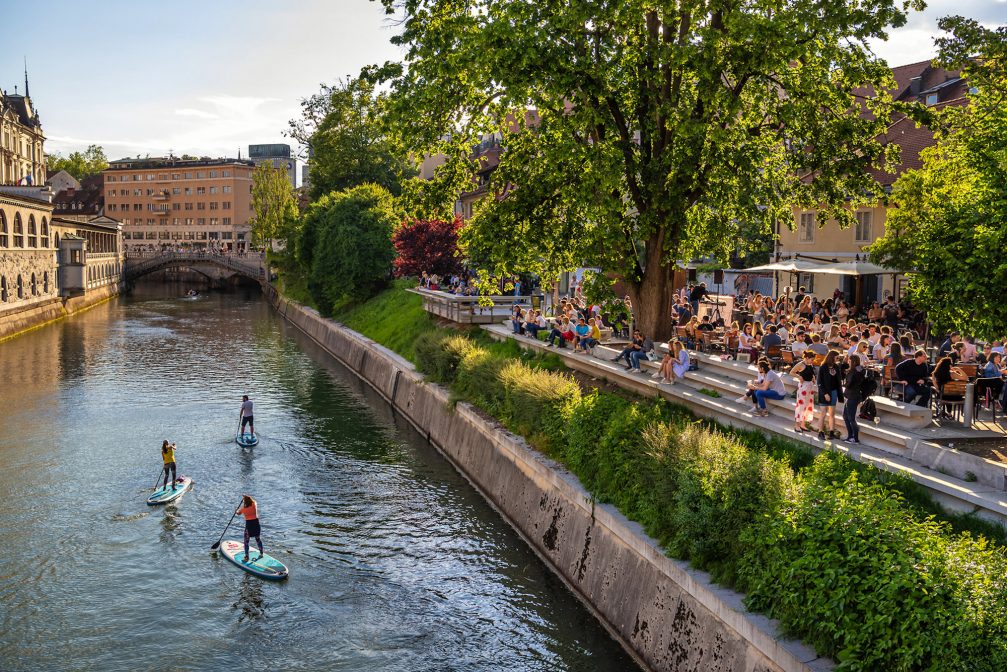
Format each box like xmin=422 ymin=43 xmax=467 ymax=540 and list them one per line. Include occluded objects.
xmin=744 ymin=259 xmax=899 ymax=276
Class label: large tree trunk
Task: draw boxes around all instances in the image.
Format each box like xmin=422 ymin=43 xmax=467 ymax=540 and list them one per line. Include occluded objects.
xmin=628 ymin=236 xmax=675 ymax=342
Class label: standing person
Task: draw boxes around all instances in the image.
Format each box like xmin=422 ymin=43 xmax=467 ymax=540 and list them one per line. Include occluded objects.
xmin=816 ymin=350 xmax=844 ymax=440
xmin=842 ymin=354 xmax=866 ymax=443
xmin=239 ymin=395 xmax=254 ymax=438
xmin=160 ymin=440 xmax=178 ymax=491
xmin=790 ymin=350 xmax=817 ymax=432
xmin=236 ymin=495 xmax=264 ymax=563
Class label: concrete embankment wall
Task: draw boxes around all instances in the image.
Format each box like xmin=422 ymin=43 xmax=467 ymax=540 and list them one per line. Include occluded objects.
xmin=0 ymin=282 xmax=122 ymax=342
xmin=266 ymin=286 xmax=831 ymax=672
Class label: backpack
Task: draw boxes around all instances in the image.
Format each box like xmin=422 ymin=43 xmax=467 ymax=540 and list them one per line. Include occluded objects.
xmin=858 ymin=398 xmax=878 ymax=421
xmin=861 ymin=369 xmax=879 ymax=398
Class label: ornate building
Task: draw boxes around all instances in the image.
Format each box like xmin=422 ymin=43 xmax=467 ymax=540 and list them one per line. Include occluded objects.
xmin=1 ymin=72 xmax=46 ymax=187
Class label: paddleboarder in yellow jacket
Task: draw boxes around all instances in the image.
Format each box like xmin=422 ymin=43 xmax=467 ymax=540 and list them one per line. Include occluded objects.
xmin=161 ymin=440 xmax=178 ymax=490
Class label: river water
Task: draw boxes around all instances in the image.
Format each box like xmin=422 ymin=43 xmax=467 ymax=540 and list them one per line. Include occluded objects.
xmin=0 ymin=285 xmax=636 ymax=671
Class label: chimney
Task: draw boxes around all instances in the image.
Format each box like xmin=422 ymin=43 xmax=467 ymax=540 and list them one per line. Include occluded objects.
xmin=909 ymin=76 xmax=922 ymax=96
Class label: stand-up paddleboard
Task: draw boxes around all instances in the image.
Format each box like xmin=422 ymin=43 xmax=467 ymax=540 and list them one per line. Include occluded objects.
xmin=146 ymin=476 xmax=194 ymax=506
xmin=218 ymin=540 xmax=288 ymax=580
xmin=235 ymin=432 xmax=258 ymax=447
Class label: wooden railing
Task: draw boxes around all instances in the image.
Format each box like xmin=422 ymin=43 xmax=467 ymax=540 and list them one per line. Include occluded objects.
xmin=408 ymin=287 xmax=534 ymax=324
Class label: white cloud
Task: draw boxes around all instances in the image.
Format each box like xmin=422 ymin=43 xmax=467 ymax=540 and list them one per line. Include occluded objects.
xmin=175 ymin=108 xmax=218 ymax=120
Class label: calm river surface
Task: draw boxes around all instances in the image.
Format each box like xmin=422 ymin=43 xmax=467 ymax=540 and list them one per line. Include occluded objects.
xmin=0 ymin=285 xmax=636 ymax=671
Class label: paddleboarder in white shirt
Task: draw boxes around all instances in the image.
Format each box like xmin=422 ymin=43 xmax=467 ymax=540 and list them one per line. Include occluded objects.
xmin=239 ymin=395 xmax=255 ymax=438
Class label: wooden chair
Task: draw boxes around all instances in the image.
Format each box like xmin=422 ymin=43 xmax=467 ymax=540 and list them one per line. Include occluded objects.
xmin=959 ymin=364 xmax=978 ymax=380
xmin=765 ymin=344 xmax=784 ymax=369
xmin=780 ymin=348 xmax=796 ymax=368
xmin=726 ymin=335 xmax=740 ymax=360
xmin=934 ymin=380 xmax=967 ymax=422
xmin=973 ymin=377 xmax=1002 ymax=423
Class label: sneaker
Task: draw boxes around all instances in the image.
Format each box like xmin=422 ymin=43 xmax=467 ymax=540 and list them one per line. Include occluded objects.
xmin=243 ymin=555 xmax=250 ymax=562
xmin=546 ymin=343 xmax=554 ymax=347
xmin=830 ymin=430 xmax=841 ymax=439
xmin=652 ymin=373 xmax=663 ymax=379
xmin=734 ymin=395 xmax=749 ymax=404
xmin=818 ymin=430 xmax=826 ymax=441
xmin=609 ymin=356 xmax=619 ymax=362
xmin=666 ymin=377 xmax=676 ymax=385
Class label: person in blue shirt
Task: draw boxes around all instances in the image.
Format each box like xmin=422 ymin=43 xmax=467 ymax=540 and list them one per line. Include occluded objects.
xmin=573 ymin=318 xmax=591 ymax=351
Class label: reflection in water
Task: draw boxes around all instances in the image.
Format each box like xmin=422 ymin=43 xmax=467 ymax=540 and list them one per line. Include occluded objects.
xmin=0 ymin=284 xmax=637 ymax=671
xmin=233 ymin=575 xmax=266 ymax=623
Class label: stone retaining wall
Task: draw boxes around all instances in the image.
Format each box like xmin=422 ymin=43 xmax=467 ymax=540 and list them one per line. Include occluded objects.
xmin=266 ymin=286 xmax=832 ymax=672
xmin=0 ymin=282 xmax=122 ymax=341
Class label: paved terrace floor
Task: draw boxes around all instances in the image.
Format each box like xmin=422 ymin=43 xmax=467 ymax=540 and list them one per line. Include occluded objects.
xmin=483 ymin=324 xmax=1007 ymax=524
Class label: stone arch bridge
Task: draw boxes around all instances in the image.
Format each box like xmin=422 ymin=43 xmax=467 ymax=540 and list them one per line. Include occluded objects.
xmin=123 ymin=252 xmax=265 ymax=286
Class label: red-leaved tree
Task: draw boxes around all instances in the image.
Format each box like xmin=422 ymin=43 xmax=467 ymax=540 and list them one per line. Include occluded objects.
xmin=393 ymin=217 xmax=464 ymax=278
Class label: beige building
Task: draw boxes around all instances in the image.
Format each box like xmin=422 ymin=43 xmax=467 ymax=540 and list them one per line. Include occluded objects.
xmin=775 ymin=60 xmax=969 ymax=305
xmin=0 ymin=186 xmax=122 ymax=312
xmin=1 ymin=84 xmax=46 ymax=187
xmin=104 ymin=157 xmax=254 ymax=252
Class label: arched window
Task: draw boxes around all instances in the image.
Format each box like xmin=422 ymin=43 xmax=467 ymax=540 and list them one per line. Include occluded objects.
xmin=16 ymin=274 xmax=23 ymax=299
xmin=40 ymin=218 xmax=49 ymax=248
xmin=43 ymin=271 xmax=49 ymax=294
xmin=0 ymin=211 xmax=7 ymax=248
xmin=13 ymin=214 xmax=24 ymax=248
xmin=30 ymin=272 xmax=37 ymax=296
xmin=0 ymin=276 xmax=7 ymax=302
xmin=54 ymin=232 xmax=60 ymax=249
xmin=27 ymin=215 xmax=37 ymax=248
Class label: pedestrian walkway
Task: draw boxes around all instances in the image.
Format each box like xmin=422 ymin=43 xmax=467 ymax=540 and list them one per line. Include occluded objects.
xmin=483 ymin=324 xmax=1007 ymax=523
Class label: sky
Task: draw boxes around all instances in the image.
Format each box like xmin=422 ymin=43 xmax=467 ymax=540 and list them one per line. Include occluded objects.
xmin=2 ymin=0 xmax=1005 ymax=171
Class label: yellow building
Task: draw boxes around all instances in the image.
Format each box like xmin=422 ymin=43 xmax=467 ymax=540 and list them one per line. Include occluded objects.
xmin=775 ymin=60 xmax=969 ymax=306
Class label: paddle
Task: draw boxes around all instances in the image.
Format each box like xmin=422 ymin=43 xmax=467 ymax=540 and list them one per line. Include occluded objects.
xmin=211 ymin=499 xmax=243 ymax=551
xmin=150 ymin=465 xmax=165 ymax=494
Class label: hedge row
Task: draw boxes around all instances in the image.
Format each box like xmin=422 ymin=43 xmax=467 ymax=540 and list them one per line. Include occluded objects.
xmin=414 ymin=330 xmax=1007 ymax=671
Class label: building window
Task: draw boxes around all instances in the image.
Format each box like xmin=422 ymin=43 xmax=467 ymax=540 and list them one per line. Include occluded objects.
xmin=925 ymin=93 xmax=938 ymax=106
xmin=798 ymin=212 xmax=815 ymax=243
xmin=0 ymin=212 xmax=7 ymax=247
xmin=196 ymin=187 xmax=206 ymax=195
xmin=146 ymin=231 xmax=158 ymax=240
xmin=209 ymin=186 xmax=218 ymax=194
xmin=158 ymin=174 xmax=168 ymax=180
xmin=185 ymin=203 xmax=193 ymax=211
xmin=197 ymin=202 xmax=206 ymax=210
xmin=196 ymin=231 xmax=208 ymax=240
xmin=210 ymin=218 xmax=219 ymax=226
xmin=27 ymin=215 xmax=37 ymax=247
xmin=186 ymin=218 xmax=194 ymax=226
xmin=222 ymin=170 xmax=231 ymax=177
xmin=0 ymin=276 xmax=6 ymax=301
xmin=30 ymin=272 xmax=37 ymax=296
xmin=209 ymin=170 xmax=218 ymax=178
xmin=159 ymin=231 xmax=170 ymax=240
xmin=40 ymin=218 xmax=48 ymax=248
xmin=160 ymin=218 xmax=168 ymax=226
xmin=222 ymin=202 xmax=231 ymax=210
xmin=223 ymin=185 xmax=231 ymax=193
xmin=13 ymin=214 xmax=24 ymax=247
xmin=43 ymin=272 xmax=49 ymax=294
xmin=209 ymin=202 xmax=218 ymax=210
xmin=222 ymin=217 xmax=231 ymax=226
xmin=196 ymin=171 xmax=205 ymax=179
xmin=222 ymin=231 xmax=233 ymax=240
xmin=172 ymin=188 xmax=181 ymax=195
xmin=107 ymin=175 xmax=116 ymax=182
xmin=197 ymin=218 xmax=206 ymax=225
xmin=184 ymin=172 xmax=193 ymax=179
xmin=855 ymin=211 xmax=873 ymax=243
xmin=147 ymin=174 xmax=155 ymax=181
xmin=17 ymin=274 xmax=24 ymax=299
xmin=172 ymin=173 xmax=180 ymax=180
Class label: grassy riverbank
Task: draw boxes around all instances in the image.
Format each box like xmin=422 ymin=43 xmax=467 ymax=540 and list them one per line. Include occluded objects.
xmin=282 ymin=281 xmax=1007 ymax=671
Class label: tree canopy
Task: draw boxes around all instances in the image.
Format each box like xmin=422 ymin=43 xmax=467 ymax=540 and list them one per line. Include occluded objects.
xmin=47 ymin=144 xmax=109 ymax=180
xmin=871 ymin=18 xmax=1007 ymax=339
xmin=378 ymin=0 xmax=923 ymax=337
xmin=250 ymin=163 xmax=298 ymax=249
xmin=300 ymin=183 xmax=398 ymax=313
xmin=392 ymin=217 xmax=463 ymax=278
xmin=289 ymin=76 xmax=414 ymax=200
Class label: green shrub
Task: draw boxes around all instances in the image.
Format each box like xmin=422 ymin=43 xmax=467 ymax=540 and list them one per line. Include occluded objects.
xmin=498 ymin=361 xmax=580 ymax=453
xmin=414 ymin=331 xmax=475 ymax=383
xmin=739 ymin=456 xmax=1007 ymax=671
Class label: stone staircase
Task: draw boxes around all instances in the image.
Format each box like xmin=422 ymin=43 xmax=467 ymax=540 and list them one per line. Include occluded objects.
xmin=483 ymin=324 xmax=1007 ymax=523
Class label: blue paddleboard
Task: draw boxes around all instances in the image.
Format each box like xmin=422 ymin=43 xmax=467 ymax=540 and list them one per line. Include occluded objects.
xmin=235 ymin=432 xmax=258 ymax=447
xmin=219 ymin=540 xmax=288 ymax=580
xmin=146 ymin=476 xmax=193 ymax=506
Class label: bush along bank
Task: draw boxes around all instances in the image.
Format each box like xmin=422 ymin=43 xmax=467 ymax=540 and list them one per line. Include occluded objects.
xmin=413 ymin=329 xmax=1007 ymax=672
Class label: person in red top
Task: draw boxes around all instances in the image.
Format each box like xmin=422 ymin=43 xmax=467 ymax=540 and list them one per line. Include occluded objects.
xmin=236 ymin=495 xmax=264 ymax=563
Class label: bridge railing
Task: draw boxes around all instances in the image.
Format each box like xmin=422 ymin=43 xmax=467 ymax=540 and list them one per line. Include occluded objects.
xmin=123 ymin=251 xmax=264 ymax=280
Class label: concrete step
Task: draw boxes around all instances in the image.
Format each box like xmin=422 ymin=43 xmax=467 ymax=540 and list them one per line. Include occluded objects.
xmin=484 ymin=323 xmax=1007 ymax=523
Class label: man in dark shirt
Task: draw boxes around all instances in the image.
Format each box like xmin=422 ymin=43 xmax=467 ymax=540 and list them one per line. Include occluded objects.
xmin=938 ymin=332 xmax=960 ymax=359
xmin=761 ymin=325 xmax=783 ymax=350
xmin=674 ymin=298 xmax=693 ymax=326
xmin=697 ymin=315 xmax=715 ymax=332
xmin=689 ymin=282 xmax=710 ymax=314
xmin=895 ymin=349 xmax=932 ymax=406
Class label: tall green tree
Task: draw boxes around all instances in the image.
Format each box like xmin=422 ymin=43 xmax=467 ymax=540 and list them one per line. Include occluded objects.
xmin=47 ymin=144 xmax=109 ymax=180
xmin=301 ymin=184 xmax=398 ymax=313
xmin=289 ymin=76 xmax=414 ymax=200
xmin=378 ymin=0 xmax=922 ymax=338
xmin=250 ymin=162 xmax=298 ymax=249
xmin=871 ymin=19 xmax=1007 ymax=339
